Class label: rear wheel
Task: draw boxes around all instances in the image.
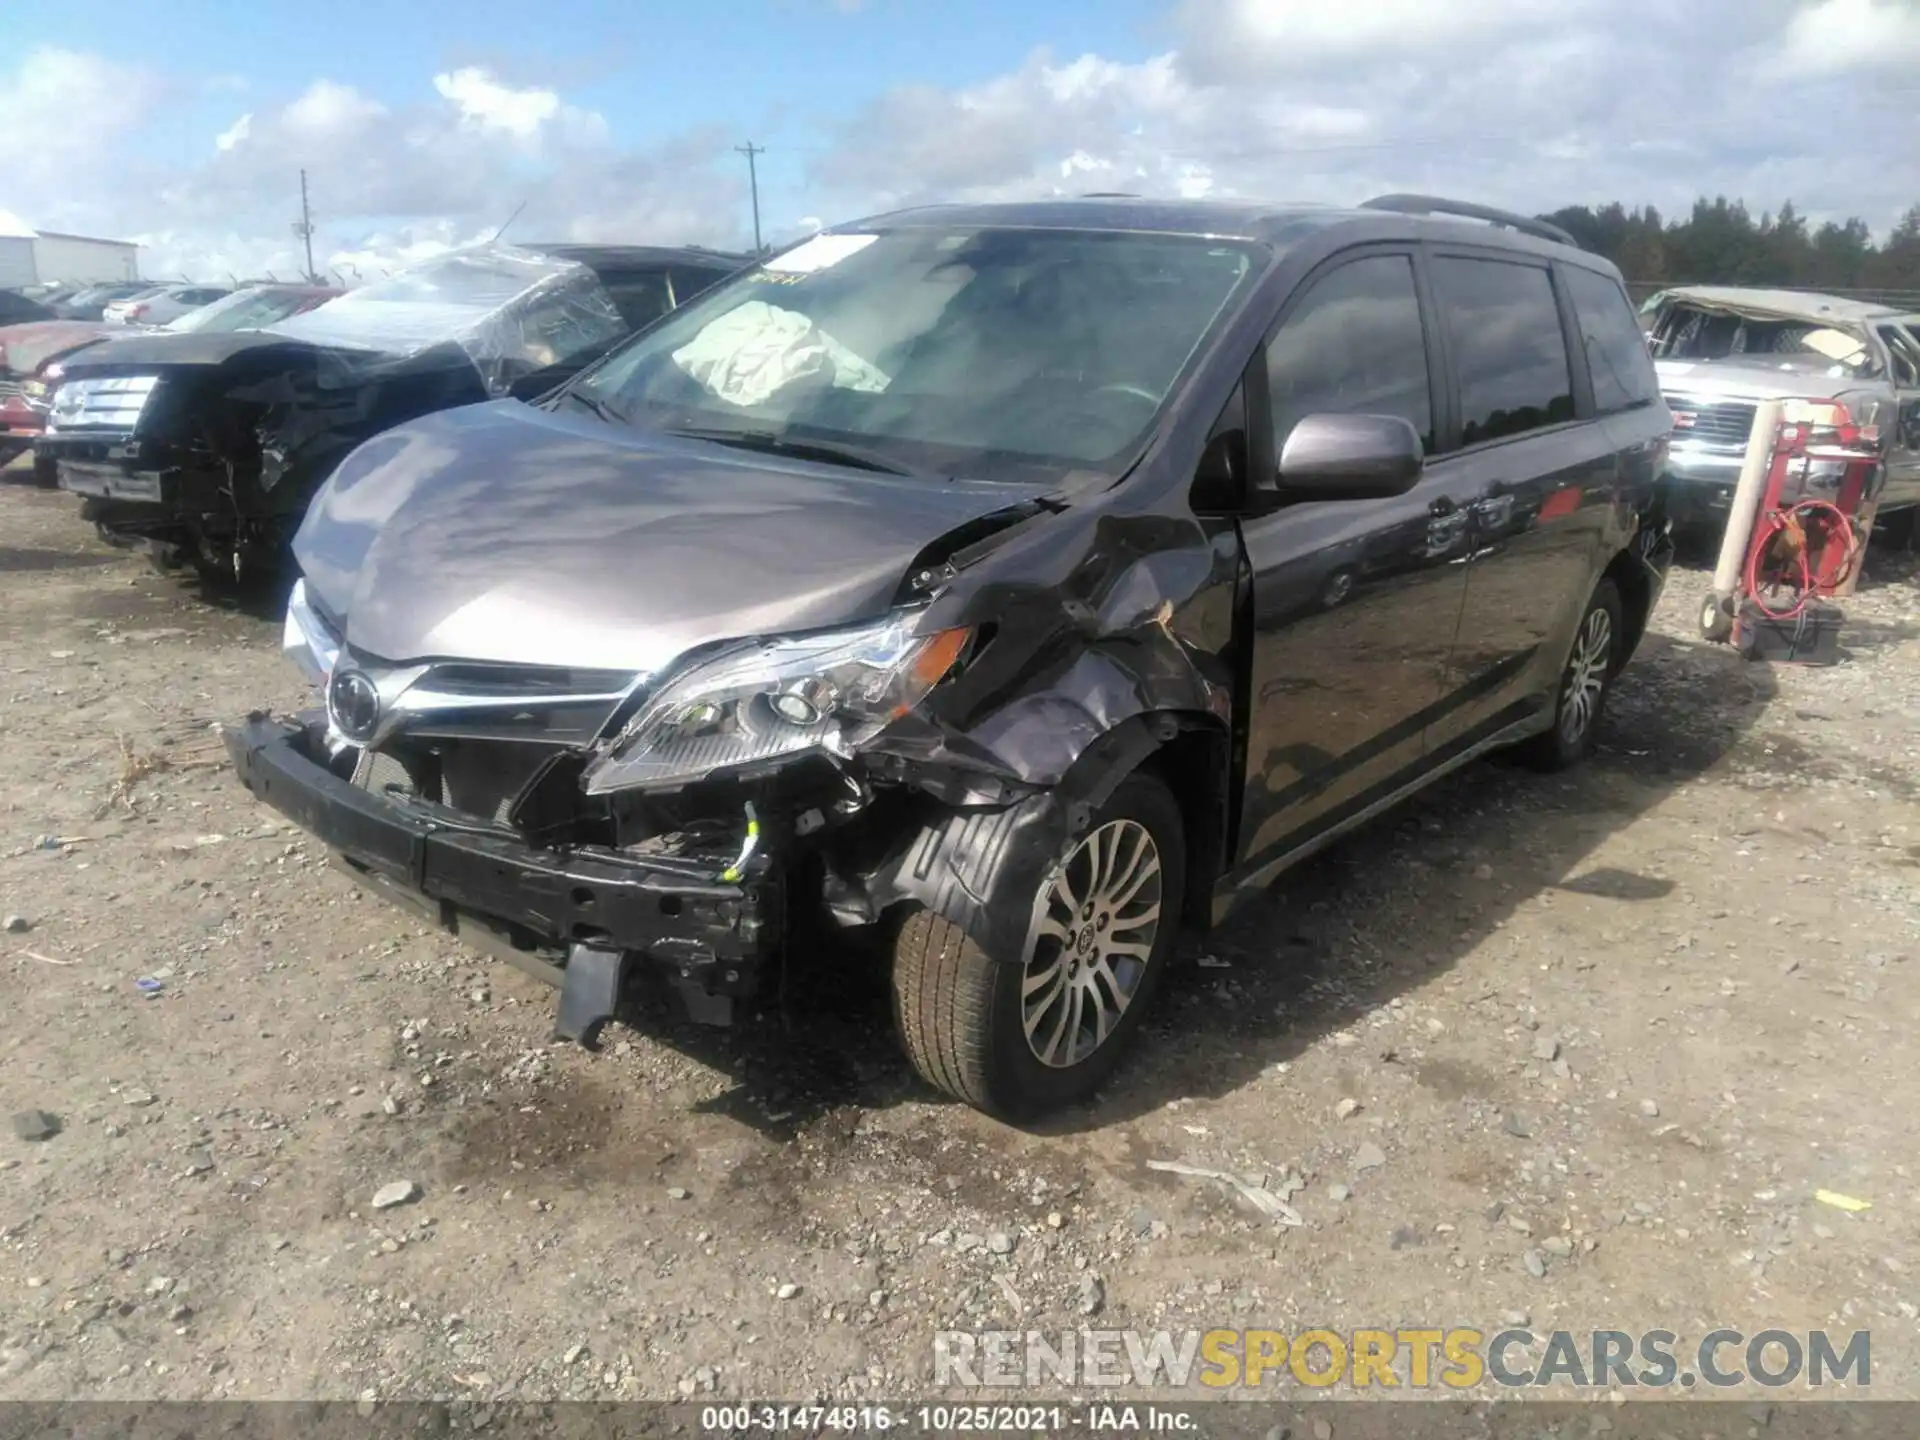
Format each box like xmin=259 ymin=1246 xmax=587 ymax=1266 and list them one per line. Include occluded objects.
xmin=1515 ymin=578 xmax=1622 ymax=771
xmin=890 ymin=772 xmax=1185 ymax=1121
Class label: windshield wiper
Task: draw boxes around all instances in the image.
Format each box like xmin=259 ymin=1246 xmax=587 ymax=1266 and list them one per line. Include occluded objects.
xmin=664 ymin=426 xmax=913 ymax=476
xmin=557 ymin=387 xmax=630 ymax=427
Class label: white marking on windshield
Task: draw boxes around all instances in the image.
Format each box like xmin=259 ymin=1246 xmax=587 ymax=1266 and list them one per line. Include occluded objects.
xmin=765 ymin=234 xmax=880 ymax=275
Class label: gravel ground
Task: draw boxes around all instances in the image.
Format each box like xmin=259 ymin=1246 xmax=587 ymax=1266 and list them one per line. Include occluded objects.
xmin=2 ymin=466 xmax=1917 ymax=1406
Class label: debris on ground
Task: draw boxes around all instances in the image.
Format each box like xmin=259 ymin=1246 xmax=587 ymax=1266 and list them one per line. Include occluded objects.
xmin=12 ymin=1110 xmax=60 ymax=1142
xmin=1146 ymin=1159 xmax=1306 ymax=1225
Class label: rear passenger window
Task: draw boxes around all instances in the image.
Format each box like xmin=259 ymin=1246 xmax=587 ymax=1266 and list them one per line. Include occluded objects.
xmin=1564 ymin=266 xmax=1660 ymax=412
xmin=1266 ymin=254 xmax=1433 ymax=456
xmin=1431 ymin=257 xmax=1574 ymax=445
xmin=672 ymin=266 xmax=732 ymax=304
xmin=604 ymin=273 xmax=673 ymax=331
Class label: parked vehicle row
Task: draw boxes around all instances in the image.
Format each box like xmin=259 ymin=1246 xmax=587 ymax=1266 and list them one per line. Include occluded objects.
xmin=1 ymin=284 xmax=343 ymax=475
xmin=183 ymin=193 xmax=1676 ymax=1120
xmin=102 ymin=283 xmax=235 ymax=326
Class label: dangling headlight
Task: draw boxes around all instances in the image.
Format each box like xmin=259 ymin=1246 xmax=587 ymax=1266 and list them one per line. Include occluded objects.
xmin=582 ymin=613 xmax=970 ymax=794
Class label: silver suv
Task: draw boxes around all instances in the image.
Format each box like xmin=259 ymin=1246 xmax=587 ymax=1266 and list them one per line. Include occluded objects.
xmin=1644 ymin=286 xmax=1920 ymax=537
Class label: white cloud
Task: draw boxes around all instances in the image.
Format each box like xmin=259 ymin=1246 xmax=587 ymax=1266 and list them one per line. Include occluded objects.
xmin=433 ymin=67 xmax=561 ymax=138
xmin=5 ymin=0 xmax=1915 ymax=286
xmin=1174 ymin=0 xmax=1579 ymax=79
xmin=0 ymin=48 xmax=163 ymax=233
xmin=284 ymin=79 xmax=388 ymax=133
xmin=215 ymin=113 xmax=252 ymax=152
xmin=810 ymin=0 xmax=1919 ymax=234
xmin=1774 ymin=0 xmax=1920 ymax=72
xmin=0 ymin=50 xmax=746 ymax=280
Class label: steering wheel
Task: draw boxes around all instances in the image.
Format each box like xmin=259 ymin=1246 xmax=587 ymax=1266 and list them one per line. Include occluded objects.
xmin=1090 ymin=382 xmax=1160 ymax=405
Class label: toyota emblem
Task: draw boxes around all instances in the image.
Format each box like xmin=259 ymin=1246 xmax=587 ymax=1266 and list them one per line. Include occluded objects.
xmin=327 ymin=669 xmax=381 ymax=744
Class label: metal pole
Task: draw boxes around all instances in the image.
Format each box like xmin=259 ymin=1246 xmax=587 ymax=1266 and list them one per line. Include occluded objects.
xmin=735 ymin=143 xmax=765 ymax=254
xmin=1704 ymin=398 xmax=1785 ymax=639
xmin=299 ymin=170 xmax=316 ymax=283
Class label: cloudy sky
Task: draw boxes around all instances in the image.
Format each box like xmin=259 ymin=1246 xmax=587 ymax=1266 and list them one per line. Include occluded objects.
xmin=3 ymin=0 xmax=1917 ymax=282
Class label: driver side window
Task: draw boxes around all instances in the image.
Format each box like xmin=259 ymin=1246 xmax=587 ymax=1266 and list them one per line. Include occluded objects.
xmin=1266 ymin=253 xmax=1434 ymax=458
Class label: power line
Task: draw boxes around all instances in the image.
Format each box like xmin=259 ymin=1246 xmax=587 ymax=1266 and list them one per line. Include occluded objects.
xmin=736 ymin=141 xmax=766 ymax=254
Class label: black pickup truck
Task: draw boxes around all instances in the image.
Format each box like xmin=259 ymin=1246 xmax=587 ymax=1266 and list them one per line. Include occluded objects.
xmin=36 ymin=242 xmax=746 ymax=587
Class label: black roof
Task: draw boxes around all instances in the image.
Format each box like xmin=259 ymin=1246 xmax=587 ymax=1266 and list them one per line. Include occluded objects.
xmin=843 ymin=195 xmax=1602 ymax=266
xmin=855 ymin=198 xmax=1356 ymax=244
xmin=524 ymin=243 xmax=753 ymax=273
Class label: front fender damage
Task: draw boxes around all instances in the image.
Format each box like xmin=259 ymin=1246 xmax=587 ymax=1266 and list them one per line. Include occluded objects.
xmin=824 ymin=510 xmax=1239 ymax=958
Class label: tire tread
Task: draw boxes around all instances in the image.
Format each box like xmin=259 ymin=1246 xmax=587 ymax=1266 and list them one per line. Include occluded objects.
xmin=891 ymin=909 xmax=995 ymax=1108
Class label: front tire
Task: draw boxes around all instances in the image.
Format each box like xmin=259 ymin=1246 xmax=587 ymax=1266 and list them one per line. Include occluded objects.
xmin=890 ymin=772 xmax=1185 ymax=1121
xmin=1516 ymin=578 xmax=1622 ymax=771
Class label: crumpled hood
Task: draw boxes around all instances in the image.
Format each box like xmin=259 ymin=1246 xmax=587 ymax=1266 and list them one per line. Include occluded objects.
xmin=0 ymin=321 xmax=116 ymax=377
xmin=50 ymin=328 xmax=316 ymax=374
xmin=297 ymin=399 xmax=1052 ymax=673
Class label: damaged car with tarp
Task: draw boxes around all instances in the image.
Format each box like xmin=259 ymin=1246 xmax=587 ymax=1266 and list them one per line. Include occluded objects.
xmin=224 ymin=196 xmax=1673 ymax=1119
xmin=34 ymin=242 xmax=746 ymax=586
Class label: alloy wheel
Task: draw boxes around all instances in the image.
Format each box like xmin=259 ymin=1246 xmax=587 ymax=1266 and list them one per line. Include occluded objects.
xmin=1559 ymin=605 xmax=1614 ymax=744
xmin=1021 ymin=818 xmax=1164 ymax=1069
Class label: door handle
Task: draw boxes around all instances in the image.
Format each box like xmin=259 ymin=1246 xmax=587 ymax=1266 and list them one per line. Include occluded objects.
xmin=1473 ymin=490 xmax=1517 ymax=526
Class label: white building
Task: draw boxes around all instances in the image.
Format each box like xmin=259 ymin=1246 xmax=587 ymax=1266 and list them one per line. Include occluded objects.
xmin=0 ymin=211 xmax=140 ymax=288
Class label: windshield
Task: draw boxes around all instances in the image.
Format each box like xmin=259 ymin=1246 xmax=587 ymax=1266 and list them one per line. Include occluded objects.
xmin=167 ymin=288 xmax=326 ymax=334
xmin=1659 ymin=305 xmax=1881 ymax=378
xmin=570 ymin=226 xmax=1261 ymax=477
xmin=261 ymin=244 xmax=626 ymax=390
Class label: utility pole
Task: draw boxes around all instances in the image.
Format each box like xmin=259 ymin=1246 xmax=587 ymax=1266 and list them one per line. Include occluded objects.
xmin=735 ymin=142 xmax=765 ymax=254
xmin=292 ymin=170 xmax=317 ymax=282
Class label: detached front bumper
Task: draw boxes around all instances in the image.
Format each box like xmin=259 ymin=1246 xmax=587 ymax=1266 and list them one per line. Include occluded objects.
xmin=39 ymin=432 xmax=177 ymax=507
xmin=223 ymin=713 xmax=780 ymax=1032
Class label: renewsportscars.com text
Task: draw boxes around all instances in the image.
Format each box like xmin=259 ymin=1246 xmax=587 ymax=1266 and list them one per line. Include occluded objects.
xmin=933 ymin=1327 xmax=1871 ymax=1391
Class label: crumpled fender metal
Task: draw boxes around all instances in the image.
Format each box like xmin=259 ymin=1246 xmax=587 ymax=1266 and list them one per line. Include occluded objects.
xmin=843 ymin=508 xmax=1241 ymax=960
xmin=852 ymin=711 xmax=1186 ymax=966
xmin=861 ymin=511 xmax=1239 ymax=794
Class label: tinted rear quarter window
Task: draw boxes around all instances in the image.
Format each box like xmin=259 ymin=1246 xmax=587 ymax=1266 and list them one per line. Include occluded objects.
xmin=1265 ymin=253 xmax=1433 ymax=455
xmin=1431 ymin=256 xmax=1574 ymax=445
xmin=1564 ymin=266 xmax=1659 ymax=412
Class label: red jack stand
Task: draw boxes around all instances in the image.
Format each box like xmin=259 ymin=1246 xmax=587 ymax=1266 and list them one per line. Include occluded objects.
xmin=1699 ymin=400 xmax=1882 ymax=665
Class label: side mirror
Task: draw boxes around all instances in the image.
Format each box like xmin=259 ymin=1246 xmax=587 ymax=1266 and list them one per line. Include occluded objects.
xmin=1268 ymin=412 xmax=1424 ymax=502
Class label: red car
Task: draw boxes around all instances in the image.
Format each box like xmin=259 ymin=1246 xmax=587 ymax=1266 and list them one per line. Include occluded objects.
xmin=2 ymin=284 xmax=341 ymax=482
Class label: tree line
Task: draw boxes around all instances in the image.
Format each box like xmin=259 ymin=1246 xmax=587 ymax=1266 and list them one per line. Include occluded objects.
xmin=1539 ymin=197 xmax=1920 ymax=297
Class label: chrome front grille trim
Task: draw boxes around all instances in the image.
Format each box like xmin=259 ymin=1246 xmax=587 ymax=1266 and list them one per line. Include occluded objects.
xmin=331 ymin=651 xmax=651 ymax=748
xmin=1662 ymin=393 xmax=1759 ymax=449
xmin=46 ymin=375 xmax=160 ymax=435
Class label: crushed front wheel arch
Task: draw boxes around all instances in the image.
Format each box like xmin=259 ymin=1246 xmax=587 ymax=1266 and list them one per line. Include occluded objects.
xmin=887 ymin=770 xmax=1187 ymax=1120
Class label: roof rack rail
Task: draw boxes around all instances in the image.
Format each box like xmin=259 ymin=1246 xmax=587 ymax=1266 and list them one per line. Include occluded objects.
xmin=1360 ymin=194 xmax=1577 ymax=249
xmin=1080 ymin=191 xmax=1141 ymax=198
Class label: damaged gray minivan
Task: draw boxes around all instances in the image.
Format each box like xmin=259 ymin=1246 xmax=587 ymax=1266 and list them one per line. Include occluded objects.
xmin=225 ymin=195 xmax=1674 ymax=1119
